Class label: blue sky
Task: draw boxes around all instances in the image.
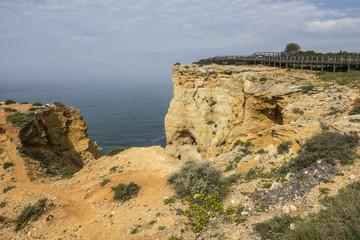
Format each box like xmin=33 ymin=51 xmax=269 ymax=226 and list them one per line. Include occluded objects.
xmin=1 ymin=0 xmax=359 ymax=83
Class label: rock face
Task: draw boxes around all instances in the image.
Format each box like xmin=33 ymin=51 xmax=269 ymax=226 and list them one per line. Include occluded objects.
xmin=19 ymin=107 xmax=102 ymax=167
xmin=165 ymin=64 xmax=357 ymax=159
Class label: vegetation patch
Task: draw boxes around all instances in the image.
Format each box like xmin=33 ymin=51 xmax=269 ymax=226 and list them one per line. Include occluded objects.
xmin=6 ymin=112 xmax=35 ymax=128
xmin=3 ymin=161 xmax=14 ymax=169
xmin=168 ymin=161 xmax=228 ymax=197
xmin=277 ymin=141 xmax=292 ymax=154
xmin=283 ymin=181 xmax=360 ymax=239
xmin=4 ymin=99 xmax=16 ymax=105
xmin=209 ymin=101 xmax=217 ymax=107
xmin=112 ymin=182 xmax=140 ymax=202
xmin=3 ymin=185 xmax=16 ymax=193
xmin=277 ymin=132 xmax=359 ymax=174
xmin=32 ymin=102 xmax=42 ymax=106
xmin=15 ymin=198 xmax=47 ymax=231
xmin=349 ymin=99 xmax=360 ymax=115
xmin=0 ymin=201 xmax=6 ymax=208
xmin=292 ymin=108 xmax=304 ymax=115
xmin=29 ymin=150 xmax=79 ymax=178
xmin=53 ymin=101 xmax=65 ymax=107
xmin=168 ymin=161 xmax=233 ymax=234
xmin=105 ymin=147 xmax=125 ymax=156
xmin=100 ymin=178 xmax=110 ymax=186
xmin=4 ymin=107 xmax=17 ymax=112
xmin=254 ymin=214 xmax=301 ymax=240
xmin=299 ymin=85 xmax=316 ymax=94
xmin=316 ymin=70 xmax=360 ymax=87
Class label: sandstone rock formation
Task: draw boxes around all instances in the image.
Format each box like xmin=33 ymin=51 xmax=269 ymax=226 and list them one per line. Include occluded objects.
xmin=165 ymin=64 xmax=357 ymax=160
xmin=19 ymin=107 xmax=102 ymax=167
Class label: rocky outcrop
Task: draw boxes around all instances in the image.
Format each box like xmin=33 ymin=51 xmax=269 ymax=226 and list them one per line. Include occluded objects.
xmin=165 ymin=64 xmax=357 ymax=160
xmin=19 ymin=106 xmax=102 ymax=168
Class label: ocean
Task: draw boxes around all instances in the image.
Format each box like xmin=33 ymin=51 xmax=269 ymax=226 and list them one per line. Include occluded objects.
xmin=0 ymin=79 xmax=173 ymax=153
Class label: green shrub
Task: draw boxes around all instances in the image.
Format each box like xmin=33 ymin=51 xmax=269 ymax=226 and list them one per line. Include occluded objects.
xmin=130 ymin=224 xmax=141 ymax=234
xmin=20 ymin=101 xmax=28 ymax=104
xmin=3 ymin=161 xmax=14 ymax=169
xmin=168 ymin=161 xmax=228 ymax=197
xmin=4 ymin=99 xmax=16 ymax=105
xmin=53 ymin=102 xmax=65 ymax=107
xmin=4 ymin=107 xmax=17 ymax=112
xmin=112 ymin=182 xmax=140 ymax=202
xmin=15 ymin=198 xmax=47 ymax=231
xmin=292 ymin=108 xmax=304 ymax=115
xmin=300 ymin=85 xmax=315 ymax=94
xmin=158 ymin=226 xmax=166 ymax=230
xmin=318 ymin=70 xmax=360 ymax=87
xmin=278 ymin=132 xmax=359 ymax=174
xmin=3 ymin=185 xmax=16 ymax=193
xmin=6 ymin=112 xmax=35 ymax=127
xmin=29 ymin=150 xmax=79 ymax=178
xmin=209 ymin=101 xmax=217 ymax=107
xmin=0 ymin=201 xmax=6 ymax=208
xmin=100 ymin=179 xmax=110 ymax=186
xmin=284 ymin=181 xmax=360 ymax=240
xmin=254 ymin=214 xmax=298 ymax=240
xmin=206 ymin=120 xmax=215 ymax=125
xmin=277 ymin=141 xmax=292 ymax=154
xmin=349 ymin=103 xmax=360 ymax=115
xmin=32 ymin=102 xmax=42 ymax=106
xmin=106 ymin=147 xmax=125 ymax=156
xmin=173 ymin=62 xmax=181 ymax=66
xmin=225 ymin=174 xmax=240 ymax=183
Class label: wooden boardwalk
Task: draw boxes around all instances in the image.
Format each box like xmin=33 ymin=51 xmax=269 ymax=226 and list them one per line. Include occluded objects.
xmin=207 ymin=52 xmax=360 ymax=72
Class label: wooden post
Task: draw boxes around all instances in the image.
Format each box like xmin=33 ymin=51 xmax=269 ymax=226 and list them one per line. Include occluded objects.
xmin=286 ymin=56 xmax=288 ymax=69
xmin=321 ymin=56 xmax=324 ymax=71
xmin=333 ymin=55 xmax=336 ymax=72
xmin=301 ymin=56 xmax=304 ymax=70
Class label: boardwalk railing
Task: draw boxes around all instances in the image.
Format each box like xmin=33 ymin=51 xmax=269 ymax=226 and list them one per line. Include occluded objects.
xmin=204 ymin=52 xmax=360 ymax=72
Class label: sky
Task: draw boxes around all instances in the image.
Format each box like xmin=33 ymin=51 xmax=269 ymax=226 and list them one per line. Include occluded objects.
xmin=1 ymin=0 xmax=360 ymax=83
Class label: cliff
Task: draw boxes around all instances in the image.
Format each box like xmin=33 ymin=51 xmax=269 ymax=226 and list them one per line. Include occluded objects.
xmin=165 ymin=64 xmax=358 ymax=160
xmin=1 ymin=65 xmax=360 ymax=240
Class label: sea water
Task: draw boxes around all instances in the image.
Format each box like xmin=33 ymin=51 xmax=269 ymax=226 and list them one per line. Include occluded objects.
xmin=0 ymin=79 xmax=173 ymax=153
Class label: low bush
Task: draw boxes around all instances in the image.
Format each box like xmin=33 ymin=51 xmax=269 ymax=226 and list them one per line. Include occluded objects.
xmin=254 ymin=214 xmax=299 ymax=240
xmin=168 ymin=161 xmax=228 ymax=197
xmin=3 ymin=185 xmax=16 ymax=193
xmin=300 ymin=85 xmax=315 ymax=94
xmin=4 ymin=99 xmax=16 ymax=105
xmin=6 ymin=112 xmax=35 ymax=128
xmin=292 ymin=108 xmax=304 ymax=115
xmin=32 ymin=102 xmax=42 ymax=106
xmin=225 ymin=174 xmax=240 ymax=183
xmin=53 ymin=102 xmax=65 ymax=107
xmin=100 ymin=178 xmax=110 ymax=186
xmin=15 ymin=198 xmax=47 ymax=231
xmin=277 ymin=141 xmax=292 ymax=154
xmin=29 ymin=150 xmax=79 ymax=178
xmin=349 ymin=102 xmax=360 ymax=115
xmin=105 ymin=147 xmax=125 ymax=156
xmin=112 ymin=182 xmax=140 ymax=202
xmin=0 ymin=201 xmax=6 ymax=208
xmin=284 ymin=181 xmax=360 ymax=240
xmin=4 ymin=107 xmax=17 ymax=112
xmin=3 ymin=161 xmax=14 ymax=169
xmin=277 ymin=132 xmax=359 ymax=174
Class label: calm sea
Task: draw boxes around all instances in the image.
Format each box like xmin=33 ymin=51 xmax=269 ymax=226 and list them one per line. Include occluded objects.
xmin=0 ymin=79 xmax=173 ymax=153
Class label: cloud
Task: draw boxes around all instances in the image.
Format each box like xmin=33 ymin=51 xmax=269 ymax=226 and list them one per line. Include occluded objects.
xmin=0 ymin=0 xmax=359 ymax=82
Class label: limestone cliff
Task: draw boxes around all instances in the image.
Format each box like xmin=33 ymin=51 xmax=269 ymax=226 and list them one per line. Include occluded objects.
xmin=0 ymin=104 xmax=101 ymax=170
xmin=165 ymin=64 xmax=357 ymax=160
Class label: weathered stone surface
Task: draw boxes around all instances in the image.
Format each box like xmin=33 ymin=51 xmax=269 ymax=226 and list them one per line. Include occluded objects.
xmin=20 ymin=107 xmax=102 ymax=167
xmin=165 ymin=64 xmax=358 ymax=160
